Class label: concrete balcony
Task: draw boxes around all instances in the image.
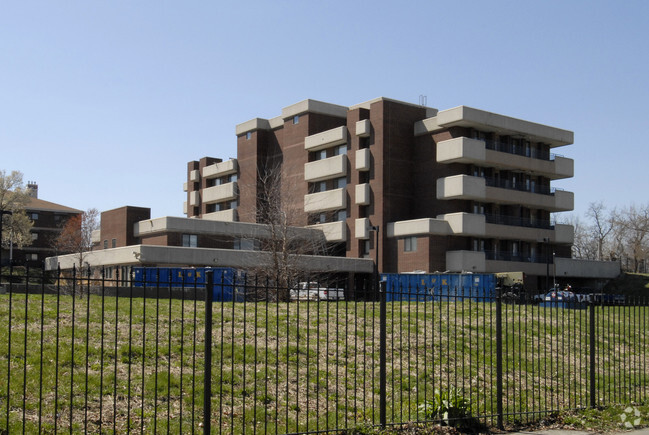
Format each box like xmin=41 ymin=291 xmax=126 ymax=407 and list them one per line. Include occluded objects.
xmin=183 ymin=201 xmax=188 ymax=214
xmin=355 ymin=183 xmax=370 ymax=205
xmin=308 ymin=221 xmax=346 ymax=243
xmin=440 ymin=212 xmax=485 ymax=237
xmin=189 ymin=169 xmax=199 ymax=182
xmin=434 ymin=106 xmax=573 ymax=147
xmin=436 ymin=175 xmax=486 ymax=201
xmin=355 ymin=218 xmax=370 ymax=239
xmin=386 ymin=218 xmax=451 ymax=237
xmin=446 ymin=250 xmax=486 ymax=273
xmin=189 ymin=191 xmax=199 ymax=207
xmin=202 ymin=159 xmax=238 ymax=179
xmin=304 ymin=126 xmax=347 ymax=151
xmin=355 ymin=119 xmax=370 ymax=137
xmin=202 ymin=181 xmax=238 ymax=205
xmin=202 ymin=209 xmax=238 ymax=222
xmin=304 ymin=188 xmax=346 ymax=213
xmin=304 ymin=154 xmax=347 ymax=183
xmin=435 ymin=212 xmax=574 ymax=243
xmin=436 ymin=175 xmax=574 ymax=212
xmin=355 ymin=148 xmax=371 ymax=171
xmin=436 ymin=137 xmax=574 ymax=180
xmin=484 ymin=222 xmax=554 ymax=243
xmin=554 ymin=223 xmax=574 ymax=244
xmin=183 ymin=182 xmax=188 ymax=192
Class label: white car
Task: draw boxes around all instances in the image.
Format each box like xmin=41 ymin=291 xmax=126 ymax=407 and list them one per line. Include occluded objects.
xmin=290 ymin=282 xmax=345 ymax=301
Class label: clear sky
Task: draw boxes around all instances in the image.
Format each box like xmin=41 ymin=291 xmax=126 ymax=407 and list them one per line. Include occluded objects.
xmin=1 ymin=1 xmax=647 ymax=219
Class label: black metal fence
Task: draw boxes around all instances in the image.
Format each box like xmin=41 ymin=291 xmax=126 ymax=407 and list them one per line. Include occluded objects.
xmin=1 ymin=266 xmax=648 ymax=434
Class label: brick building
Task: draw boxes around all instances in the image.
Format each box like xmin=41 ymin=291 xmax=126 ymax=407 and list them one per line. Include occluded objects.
xmin=185 ymin=97 xmax=618 ymax=290
xmin=6 ymin=183 xmax=82 ymax=266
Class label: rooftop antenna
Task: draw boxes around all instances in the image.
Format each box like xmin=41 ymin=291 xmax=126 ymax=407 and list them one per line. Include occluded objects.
xmin=419 ymin=95 xmax=427 ymax=107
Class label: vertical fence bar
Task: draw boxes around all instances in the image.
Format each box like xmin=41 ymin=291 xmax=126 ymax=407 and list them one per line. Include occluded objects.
xmin=379 ymin=280 xmax=387 ymax=428
xmin=589 ymin=300 xmax=596 ymax=408
xmin=495 ymin=286 xmax=504 ymax=429
xmin=203 ymin=271 xmax=213 ymax=435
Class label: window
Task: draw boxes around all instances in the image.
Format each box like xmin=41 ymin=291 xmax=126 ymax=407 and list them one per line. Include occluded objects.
xmin=103 ymin=240 xmax=108 ymax=249
xmin=335 ymin=177 xmax=347 ymax=189
xmin=334 ymin=144 xmax=347 ymax=156
xmin=31 ymin=232 xmax=38 ymax=241
xmin=26 ymin=253 xmax=38 ymax=261
xmin=361 ymin=240 xmax=371 ymax=258
xmin=235 ymin=238 xmax=257 ymax=250
xmin=30 ymin=213 xmax=39 ymax=220
xmin=335 ymin=210 xmax=347 ymax=221
xmin=293 ymin=115 xmax=300 ymax=124
xmin=246 ymin=132 xmax=252 ymax=140
xmin=112 ymin=238 xmax=117 ymax=248
xmin=404 ymin=236 xmax=417 ymax=252
xmin=512 ymin=241 xmax=519 ymax=257
xmin=182 ymin=234 xmax=198 ymax=248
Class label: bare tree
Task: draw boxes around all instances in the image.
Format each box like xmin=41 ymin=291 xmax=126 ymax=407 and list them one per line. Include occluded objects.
xmin=242 ymin=162 xmax=329 ymax=301
xmin=0 ymin=170 xmax=34 ymax=254
xmin=53 ymin=208 xmax=99 ymax=271
xmin=586 ymin=201 xmax=614 ymax=261
xmin=559 ymin=213 xmax=597 ymax=260
xmin=613 ymin=204 xmax=649 ymax=272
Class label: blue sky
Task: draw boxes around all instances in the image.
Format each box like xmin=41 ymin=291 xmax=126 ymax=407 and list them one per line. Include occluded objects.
xmin=1 ymin=1 xmax=647 ymax=219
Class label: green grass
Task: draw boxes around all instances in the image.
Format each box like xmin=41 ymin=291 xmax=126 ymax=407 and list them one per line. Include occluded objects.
xmin=0 ymin=290 xmax=647 ymax=434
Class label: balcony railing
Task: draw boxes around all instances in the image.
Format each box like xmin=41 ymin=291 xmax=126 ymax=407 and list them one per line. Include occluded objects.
xmin=483 ymin=139 xmax=558 ymax=161
xmin=484 ymin=249 xmax=553 ymax=264
xmin=484 ymin=213 xmax=554 ymax=230
xmin=483 ymin=176 xmax=554 ymax=195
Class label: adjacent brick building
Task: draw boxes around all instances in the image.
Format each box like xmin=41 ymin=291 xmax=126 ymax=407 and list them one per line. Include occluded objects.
xmin=7 ymin=183 xmax=82 ymax=266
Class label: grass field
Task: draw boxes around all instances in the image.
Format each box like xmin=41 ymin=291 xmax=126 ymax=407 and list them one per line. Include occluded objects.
xmin=0 ymin=289 xmax=647 ymax=434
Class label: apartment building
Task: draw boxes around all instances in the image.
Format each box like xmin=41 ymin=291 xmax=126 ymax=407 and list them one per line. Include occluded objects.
xmin=185 ymin=97 xmax=617 ymax=290
xmin=6 ymin=182 xmax=82 ymax=266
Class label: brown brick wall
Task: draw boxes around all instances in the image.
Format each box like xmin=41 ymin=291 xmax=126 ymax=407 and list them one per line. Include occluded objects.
xmin=100 ymin=206 xmax=151 ymax=249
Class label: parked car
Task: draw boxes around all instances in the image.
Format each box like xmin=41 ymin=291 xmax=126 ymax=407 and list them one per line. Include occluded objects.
xmin=541 ymin=289 xmax=586 ymax=309
xmin=289 ymin=282 xmax=345 ymax=301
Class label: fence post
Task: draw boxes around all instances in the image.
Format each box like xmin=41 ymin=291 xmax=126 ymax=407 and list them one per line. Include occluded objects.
xmin=379 ymin=280 xmax=387 ymax=428
xmin=204 ymin=271 xmax=214 ymax=434
xmin=589 ymin=300 xmax=596 ymax=408
xmin=495 ymin=286 xmax=504 ymax=429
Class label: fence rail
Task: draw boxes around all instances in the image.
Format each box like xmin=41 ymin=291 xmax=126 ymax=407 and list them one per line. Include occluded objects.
xmin=0 ymin=265 xmax=647 ymax=434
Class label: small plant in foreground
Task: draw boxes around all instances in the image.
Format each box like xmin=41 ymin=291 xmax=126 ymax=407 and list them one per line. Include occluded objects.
xmin=418 ymin=387 xmax=471 ymax=427
xmin=620 ymin=406 xmax=643 ymax=429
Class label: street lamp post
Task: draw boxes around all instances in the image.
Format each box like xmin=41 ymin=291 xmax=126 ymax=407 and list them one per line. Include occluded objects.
xmin=543 ymin=237 xmax=550 ymax=291
xmin=370 ymin=225 xmax=380 ymax=298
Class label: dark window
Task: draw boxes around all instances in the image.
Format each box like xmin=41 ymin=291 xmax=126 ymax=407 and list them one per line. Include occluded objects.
xmin=182 ymin=234 xmax=198 ymax=248
xmin=404 ymin=236 xmax=417 ymax=252
xmin=103 ymin=240 xmax=108 ymax=249
xmin=111 ymin=238 xmax=117 ymax=248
